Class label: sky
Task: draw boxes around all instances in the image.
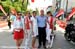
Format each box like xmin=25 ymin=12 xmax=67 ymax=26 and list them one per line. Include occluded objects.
xmin=28 ymin=0 xmax=53 ymax=11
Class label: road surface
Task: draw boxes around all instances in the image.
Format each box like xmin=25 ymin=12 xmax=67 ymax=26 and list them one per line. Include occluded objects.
xmin=0 ymin=25 xmax=75 ymax=49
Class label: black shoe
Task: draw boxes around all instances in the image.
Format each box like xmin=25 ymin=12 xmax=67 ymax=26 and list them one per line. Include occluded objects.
xmin=38 ymin=45 xmax=41 ymax=48
xmin=43 ymin=46 xmax=46 ymax=49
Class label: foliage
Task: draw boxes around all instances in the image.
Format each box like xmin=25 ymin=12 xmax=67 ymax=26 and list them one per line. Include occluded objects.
xmin=36 ymin=8 xmax=39 ymax=15
xmin=0 ymin=0 xmax=29 ymax=15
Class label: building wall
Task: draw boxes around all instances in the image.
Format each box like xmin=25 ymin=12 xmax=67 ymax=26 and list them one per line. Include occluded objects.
xmin=60 ymin=0 xmax=66 ymax=10
xmin=68 ymin=0 xmax=75 ymax=9
xmin=61 ymin=0 xmax=75 ymax=11
xmin=53 ymin=0 xmax=75 ymax=11
xmin=52 ymin=0 xmax=56 ymax=12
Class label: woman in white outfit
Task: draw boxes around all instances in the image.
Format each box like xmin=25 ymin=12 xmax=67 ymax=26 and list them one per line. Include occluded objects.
xmin=46 ymin=11 xmax=54 ymax=48
xmin=31 ymin=11 xmax=38 ymax=49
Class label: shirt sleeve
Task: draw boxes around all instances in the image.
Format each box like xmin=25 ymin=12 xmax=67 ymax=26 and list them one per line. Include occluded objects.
xmin=45 ymin=16 xmax=48 ymax=20
xmin=30 ymin=17 xmax=33 ymax=21
xmin=13 ymin=19 xmax=16 ymax=29
xmin=24 ymin=17 xmax=26 ymax=24
xmin=36 ymin=16 xmax=39 ymax=23
xmin=10 ymin=15 xmax=16 ymax=21
xmin=21 ymin=18 xmax=25 ymax=30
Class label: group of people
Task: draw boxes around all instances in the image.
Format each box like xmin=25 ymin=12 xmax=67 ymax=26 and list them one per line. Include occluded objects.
xmin=10 ymin=9 xmax=56 ymax=49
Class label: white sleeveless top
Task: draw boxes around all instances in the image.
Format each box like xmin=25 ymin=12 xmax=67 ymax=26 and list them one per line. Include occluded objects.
xmin=31 ymin=16 xmax=38 ymax=27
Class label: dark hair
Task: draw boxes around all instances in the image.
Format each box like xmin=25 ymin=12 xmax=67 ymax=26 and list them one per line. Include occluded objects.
xmin=47 ymin=11 xmax=53 ymax=16
xmin=32 ymin=11 xmax=36 ymax=14
xmin=17 ymin=12 xmax=21 ymax=15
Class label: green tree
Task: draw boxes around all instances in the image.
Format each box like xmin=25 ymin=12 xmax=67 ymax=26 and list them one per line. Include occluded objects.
xmin=0 ymin=0 xmax=29 ymax=14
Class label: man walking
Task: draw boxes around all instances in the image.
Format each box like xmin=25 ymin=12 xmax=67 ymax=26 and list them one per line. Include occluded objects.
xmin=37 ymin=10 xmax=47 ymax=49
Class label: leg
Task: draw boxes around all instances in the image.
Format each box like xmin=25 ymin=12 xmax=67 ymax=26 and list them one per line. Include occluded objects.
xmin=25 ymin=30 xmax=32 ymax=49
xmin=15 ymin=40 xmax=20 ymax=49
xmin=46 ymin=29 xmax=52 ymax=43
xmin=50 ymin=35 xmax=54 ymax=48
xmin=43 ymin=34 xmax=46 ymax=46
xmin=18 ymin=39 xmax=23 ymax=46
xmin=38 ymin=27 xmax=42 ymax=48
xmin=32 ymin=37 xmax=36 ymax=48
xmin=46 ymin=29 xmax=52 ymax=48
xmin=8 ymin=22 xmax=11 ymax=29
xmin=42 ymin=28 xmax=46 ymax=48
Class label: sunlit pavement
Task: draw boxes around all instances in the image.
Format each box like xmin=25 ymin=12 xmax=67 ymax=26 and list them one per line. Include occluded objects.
xmin=0 ymin=25 xmax=13 ymax=33
xmin=55 ymin=24 xmax=65 ymax=33
xmin=0 ymin=25 xmax=75 ymax=49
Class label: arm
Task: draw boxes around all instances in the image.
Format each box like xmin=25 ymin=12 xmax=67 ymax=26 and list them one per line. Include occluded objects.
xmin=46 ymin=17 xmax=50 ymax=27
xmin=0 ymin=5 xmax=7 ymax=16
xmin=30 ymin=18 xmax=33 ymax=29
xmin=13 ymin=20 xmax=16 ymax=31
xmin=24 ymin=17 xmax=27 ymax=33
xmin=21 ymin=18 xmax=25 ymax=31
xmin=30 ymin=18 xmax=34 ymax=34
xmin=47 ymin=19 xmax=50 ymax=25
xmin=46 ymin=18 xmax=48 ymax=28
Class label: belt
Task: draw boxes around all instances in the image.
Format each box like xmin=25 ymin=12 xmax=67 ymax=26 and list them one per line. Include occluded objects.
xmin=14 ymin=28 xmax=23 ymax=32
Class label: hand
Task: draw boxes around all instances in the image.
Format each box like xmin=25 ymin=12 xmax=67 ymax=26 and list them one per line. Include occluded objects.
xmin=32 ymin=32 xmax=34 ymax=35
xmin=14 ymin=29 xmax=20 ymax=32
xmin=25 ymin=32 xmax=28 ymax=38
xmin=32 ymin=30 xmax=34 ymax=35
xmin=16 ymin=30 xmax=20 ymax=32
xmin=26 ymin=33 xmax=28 ymax=36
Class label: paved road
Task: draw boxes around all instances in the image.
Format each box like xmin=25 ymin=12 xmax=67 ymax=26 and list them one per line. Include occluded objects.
xmin=0 ymin=26 xmax=75 ymax=49
xmin=52 ymin=31 xmax=75 ymax=49
xmin=0 ymin=21 xmax=7 ymax=28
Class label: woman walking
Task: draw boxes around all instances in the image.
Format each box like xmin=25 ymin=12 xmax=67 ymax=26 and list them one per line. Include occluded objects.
xmin=31 ymin=11 xmax=38 ymax=49
xmin=24 ymin=11 xmax=32 ymax=49
xmin=7 ymin=15 xmax=11 ymax=29
xmin=13 ymin=13 xmax=24 ymax=49
xmin=10 ymin=9 xmax=17 ymax=34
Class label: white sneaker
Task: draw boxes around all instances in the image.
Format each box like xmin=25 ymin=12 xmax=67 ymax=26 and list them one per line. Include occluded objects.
xmin=24 ymin=46 xmax=30 ymax=49
xmin=46 ymin=44 xmax=49 ymax=48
